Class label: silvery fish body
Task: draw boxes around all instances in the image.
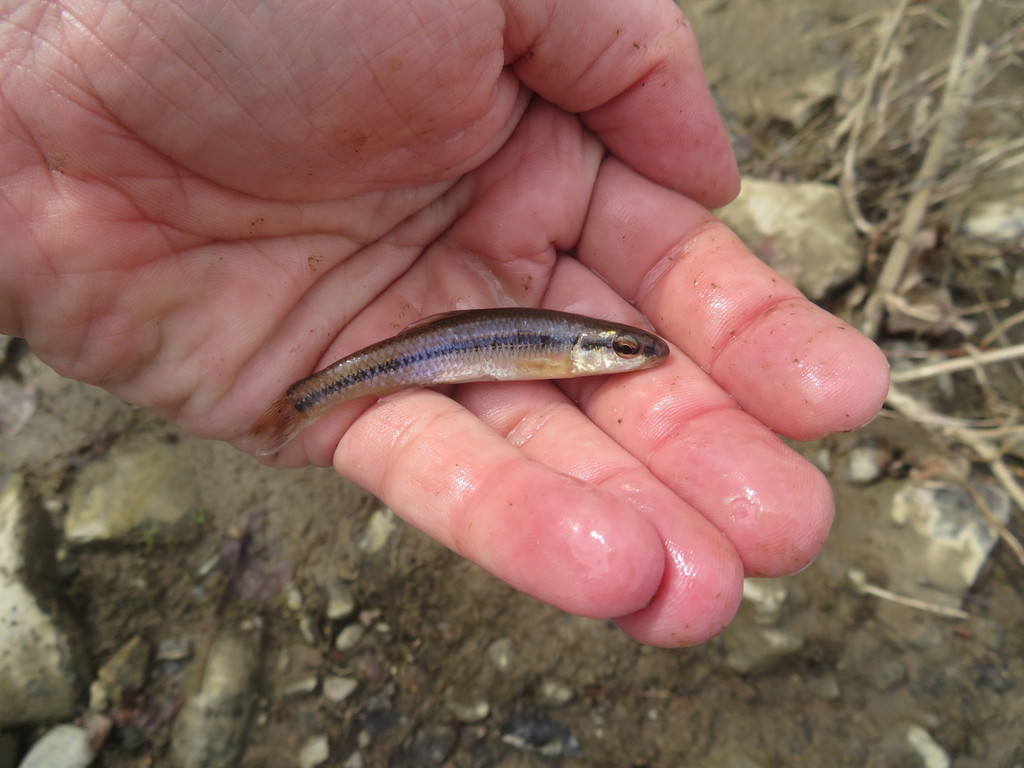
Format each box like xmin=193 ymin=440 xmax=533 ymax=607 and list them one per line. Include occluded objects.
xmin=244 ymin=308 xmax=669 ymax=455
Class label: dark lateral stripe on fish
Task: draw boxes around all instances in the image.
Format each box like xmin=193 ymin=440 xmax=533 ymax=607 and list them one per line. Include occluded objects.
xmin=292 ymin=329 xmax=560 ymax=412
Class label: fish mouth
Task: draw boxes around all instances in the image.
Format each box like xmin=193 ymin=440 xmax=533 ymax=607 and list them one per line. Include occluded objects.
xmin=644 ymin=335 xmax=670 ymax=364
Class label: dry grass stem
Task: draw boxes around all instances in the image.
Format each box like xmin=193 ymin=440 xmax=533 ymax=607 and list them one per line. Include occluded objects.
xmin=847 ymin=568 xmax=970 ymax=620
xmin=836 ymin=0 xmax=911 ymax=237
xmin=889 ymin=342 xmax=1024 ymax=383
xmin=859 ymin=0 xmax=987 ymax=339
xmin=981 ymin=310 xmax=1024 ymax=348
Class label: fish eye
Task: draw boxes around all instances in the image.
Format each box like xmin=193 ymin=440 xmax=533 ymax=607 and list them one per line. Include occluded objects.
xmin=612 ymin=334 xmax=642 ymax=358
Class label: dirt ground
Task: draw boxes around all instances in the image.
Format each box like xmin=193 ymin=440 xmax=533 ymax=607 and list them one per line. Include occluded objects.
xmin=3 ymin=1 xmax=1023 ymax=766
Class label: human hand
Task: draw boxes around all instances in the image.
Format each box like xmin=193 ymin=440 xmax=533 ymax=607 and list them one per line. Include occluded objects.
xmin=0 ymin=0 xmax=888 ymax=646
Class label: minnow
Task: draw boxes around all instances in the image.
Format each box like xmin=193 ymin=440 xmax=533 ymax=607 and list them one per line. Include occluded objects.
xmin=243 ymin=308 xmax=669 ymax=455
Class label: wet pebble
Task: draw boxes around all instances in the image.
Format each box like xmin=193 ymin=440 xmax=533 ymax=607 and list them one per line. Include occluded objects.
xmin=334 ymin=623 xmax=364 ymax=652
xmin=486 ymin=638 xmax=516 ymax=672
xmin=16 ymin=725 xmax=93 ymax=768
xmin=323 ymin=676 xmax=358 ymax=703
xmin=298 ymin=735 xmax=329 ymax=768
xmin=445 ymin=695 xmax=489 ymax=723
xmin=326 ymin=578 xmax=356 ymax=621
xmin=282 ymin=676 xmax=319 ymax=698
xmin=538 ymin=678 xmax=575 ymax=707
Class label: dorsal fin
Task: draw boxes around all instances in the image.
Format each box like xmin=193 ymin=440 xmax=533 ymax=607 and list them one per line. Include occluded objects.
xmin=401 ymin=310 xmax=467 ymax=332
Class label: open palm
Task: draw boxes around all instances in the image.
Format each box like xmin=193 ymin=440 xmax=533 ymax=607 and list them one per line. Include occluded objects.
xmin=1 ymin=0 xmax=888 ymax=645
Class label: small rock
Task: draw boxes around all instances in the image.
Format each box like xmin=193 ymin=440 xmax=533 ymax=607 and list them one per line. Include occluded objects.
xmin=89 ymin=635 xmax=151 ymax=711
xmin=325 ymin=579 xmax=356 ymax=621
xmin=486 ymin=638 xmax=516 ymax=672
xmin=285 ymin=586 xmax=303 ymax=612
xmin=538 ymin=678 xmax=575 ymax=707
xmin=298 ymin=735 xmax=329 ymax=768
xmin=717 ymin=177 xmax=864 ymax=301
xmin=961 ymin=198 xmax=1024 ymax=243
xmin=169 ymin=632 xmax=260 ymax=768
xmin=157 ymin=637 xmax=195 ymax=662
xmin=888 ymin=480 xmax=1011 ymax=605
xmin=65 ymin=442 xmax=204 ymax=546
xmin=445 ymin=695 xmax=489 ymax=723
xmin=501 ymin=717 xmax=580 ymax=758
xmin=843 ymin=439 xmax=893 ymax=485
xmin=741 ymin=579 xmax=790 ymax=627
xmin=298 ymin=615 xmax=317 ymax=646
xmin=17 ymin=725 xmax=93 ymax=768
xmin=334 ymin=624 xmax=364 ymax=652
xmin=358 ymin=507 xmax=397 ymax=554
xmin=323 ymin=676 xmax=358 ymax=703
xmin=282 ymin=676 xmax=319 ymax=698
xmin=342 ymin=751 xmax=364 ymax=768
xmin=0 ymin=474 xmax=87 ymax=727
xmin=905 ymin=725 xmax=951 ymax=768
xmin=724 ymin=626 xmax=805 ymax=675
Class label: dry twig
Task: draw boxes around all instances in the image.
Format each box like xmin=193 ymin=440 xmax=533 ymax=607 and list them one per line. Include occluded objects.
xmin=859 ymin=0 xmax=988 ymax=339
xmin=836 ymin=0 xmax=911 ymax=236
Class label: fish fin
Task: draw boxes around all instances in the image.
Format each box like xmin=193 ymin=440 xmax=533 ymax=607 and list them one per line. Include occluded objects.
xmin=401 ymin=310 xmax=466 ymax=332
xmin=239 ymin=392 xmax=310 ymax=456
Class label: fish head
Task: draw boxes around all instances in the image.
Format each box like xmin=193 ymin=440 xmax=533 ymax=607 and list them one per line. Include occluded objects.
xmin=569 ymin=324 xmax=670 ymax=374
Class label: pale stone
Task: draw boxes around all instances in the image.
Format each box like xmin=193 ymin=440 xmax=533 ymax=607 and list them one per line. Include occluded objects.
xmin=718 ymin=177 xmax=864 ymax=301
xmin=0 ymin=474 xmax=87 ymax=727
xmin=65 ymin=442 xmax=203 ymax=546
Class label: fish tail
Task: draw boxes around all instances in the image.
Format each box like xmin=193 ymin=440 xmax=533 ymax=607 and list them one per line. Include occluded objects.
xmin=240 ymin=392 xmax=309 ymax=456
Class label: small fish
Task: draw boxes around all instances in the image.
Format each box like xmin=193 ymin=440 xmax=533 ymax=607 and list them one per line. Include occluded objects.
xmin=243 ymin=308 xmax=669 ymax=455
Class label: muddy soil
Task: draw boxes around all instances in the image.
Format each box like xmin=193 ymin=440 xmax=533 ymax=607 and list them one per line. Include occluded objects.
xmin=2 ymin=1 xmax=1022 ymax=766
